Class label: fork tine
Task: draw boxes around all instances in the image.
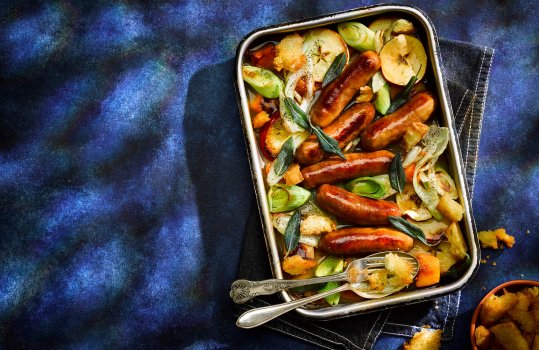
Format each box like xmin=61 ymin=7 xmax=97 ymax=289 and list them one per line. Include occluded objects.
xmin=366 ymin=262 xmax=386 ymax=268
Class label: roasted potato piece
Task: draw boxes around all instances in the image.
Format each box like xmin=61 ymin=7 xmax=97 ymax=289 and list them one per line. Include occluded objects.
xmin=478 ymin=228 xmax=515 ymax=249
xmin=252 ymin=111 xmax=270 ymax=129
xmin=533 ymin=334 xmax=539 ymax=350
xmin=402 ymin=122 xmax=429 ymax=151
xmin=403 ymin=328 xmax=442 ymax=350
xmin=282 ymin=254 xmax=317 ymax=275
xmin=436 ymin=193 xmax=463 ymax=222
xmin=480 ymin=290 xmax=519 ymax=326
xmin=355 ymin=86 xmax=374 ymax=102
xmin=478 ymin=230 xmax=499 ymax=249
xmin=474 ymin=325 xmax=491 ymax=347
xmin=446 ymin=222 xmax=468 ymax=259
xmin=273 ymin=33 xmax=306 ymax=72
xmin=496 ymin=228 xmax=515 ymax=248
xmin=367 ymin=270 xmax=389 ymax=291
xmin=385 ymin=252 xmax=414 ymax=284
xmin=415 ymin=253 xmax=440 ymax=287
xmin=300 ymin=215 xmax=335 ymax=235
xmin=507 ymin=292 xmax=534 ymax=332
xmin=283 ymin=163 xmax=304 ymax=185
xmin=435 ymin=241 xmax=459 ymax=274
xmin=490 ymin=321 xmax=530 ymax=350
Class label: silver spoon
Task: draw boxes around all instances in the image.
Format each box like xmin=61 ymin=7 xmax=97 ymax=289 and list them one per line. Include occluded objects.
xmin=231 ymin=251 xmax=391 ymax=304
xmin=234 ymin=252 xmax=419 ymax=329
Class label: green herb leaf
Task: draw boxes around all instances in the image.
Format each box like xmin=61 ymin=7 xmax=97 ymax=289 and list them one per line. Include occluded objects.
xmin=322 ymin=53 xmax=347 ymax=88
xmin=342 ymin=100 xmax=357 ymax=114
xmin=388 ymin=216 xmax=428 ymax=245
xmin=313 ymin=126 xmax=345 ymax=159
xmin=272 ymin=137 xmax=295 ymax=177
xmin=284 ymin=97 xmax=311 ymax=131
xmin=284 ymin=210 xmax=301 ymax=257
xmin=389 ymin=152 xmax=405 ymax=193
xmin=386 ymin=75 xmax=418 ymax=114
xmin=444 ymin=254 xmax=471 ymax=279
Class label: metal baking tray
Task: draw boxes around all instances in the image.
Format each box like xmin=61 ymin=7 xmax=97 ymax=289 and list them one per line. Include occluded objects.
xmin=234 ymin=4 xmax=479 ymax=319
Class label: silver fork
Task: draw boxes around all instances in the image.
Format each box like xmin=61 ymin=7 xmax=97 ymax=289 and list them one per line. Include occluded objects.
xmin=234 ymin=251 xmax=419 ymax=328
xmin=230 ymin=251 xmax=415 ymax=304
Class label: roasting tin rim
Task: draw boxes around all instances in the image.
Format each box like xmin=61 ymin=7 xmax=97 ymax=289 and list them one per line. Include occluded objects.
xmin=234 ymin=4 xmax=480 ymax=319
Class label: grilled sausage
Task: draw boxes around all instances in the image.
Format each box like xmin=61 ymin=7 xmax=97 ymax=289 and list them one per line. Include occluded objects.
xmin=316 ymin=184 xmax=402 ymax=225
xmin=319 ymin=227 xmax=414 ymax=254
xmin=301 ymin=151 xmax=393 ymax=189
xmin=360 ymin=91 xmax=435 ymax=151
xmin=296 ymin=103 xmax=375 ymax=165
xmin=310 ymin=51 xmax=381 ymax=127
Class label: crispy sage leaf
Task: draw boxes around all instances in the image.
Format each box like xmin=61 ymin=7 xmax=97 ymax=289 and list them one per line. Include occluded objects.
xmin=313 ymin=126 xmax=345 ymax=159
xmin=389 ymin=152 xmax=405 ymax=193
xmin=272 ymin=137 xmax=295 ymax=177
xmin=284 ymin=97 xmax=311 ymax=131
xmin=444 ymin=254 xmax=471 ymax=279
xmin=284 ymin=210 xmax=301 ymax=257
xmin=322 ymin=52 xmax=347 ymax=88
xmin=388 ymin=216 xmax=428 ymax=245
xmin=386 ymin=75 xmax=418 ymax=114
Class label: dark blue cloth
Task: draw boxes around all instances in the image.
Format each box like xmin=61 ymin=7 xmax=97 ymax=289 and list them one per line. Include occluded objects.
xmin=0 ymin=1 xmax=538 ymax=349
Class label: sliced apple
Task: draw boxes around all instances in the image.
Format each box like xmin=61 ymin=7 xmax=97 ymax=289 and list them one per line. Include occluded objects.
xmin=368 ymin=16 xmax=399 ymax=32
xmin=380 ymin=34 xmax=427 ymax=86
xmin=303 ymin=28 xmax=349 ymax=82
xmin=408 ymin=217 xmax=451 ymax=243
xmin=264 ymin=117 xmax=291 ymax=157
xmin=373 ymin=29 xmax=387 ymax=53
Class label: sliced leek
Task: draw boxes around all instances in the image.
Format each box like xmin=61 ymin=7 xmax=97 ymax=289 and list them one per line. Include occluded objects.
xmin=345 ymin=175 xmax=395 ymax=199
xmin=434 ymin=168 xmax=458 ymax=199
xmin=374 ymin=83 xmax=391 ymax=115
xmin=242 ymin=65 xmax=284 ymax=98
xmin=337 ymin=22 xmax=376 ymax=52
xmin=412 ymin=125 xmax=449 ymax=219
xmin=268 ymin=184 xmax=311 ymax=213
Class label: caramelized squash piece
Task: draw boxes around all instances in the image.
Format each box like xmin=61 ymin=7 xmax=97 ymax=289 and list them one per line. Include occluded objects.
xmin=415 ymin=253 xmax=440 ymax=287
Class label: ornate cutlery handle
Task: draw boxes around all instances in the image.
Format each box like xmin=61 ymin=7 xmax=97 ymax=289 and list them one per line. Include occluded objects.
xmin=230 ymin=273 xmax=346 ymax=304
xmin=236 ymin=284 xmax=351 ymax=328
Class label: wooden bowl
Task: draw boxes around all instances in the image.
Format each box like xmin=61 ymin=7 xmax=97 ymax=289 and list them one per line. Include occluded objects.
xmin=470 ymin=279 xmax=539 ymax=350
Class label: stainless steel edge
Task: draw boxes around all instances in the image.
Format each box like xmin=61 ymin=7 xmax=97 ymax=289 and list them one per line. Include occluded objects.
xmin=235 ymin=4 xmax=479 ymax=319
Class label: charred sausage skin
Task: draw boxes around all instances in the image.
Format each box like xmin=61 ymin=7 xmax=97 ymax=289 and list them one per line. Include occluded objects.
xmin=301 ymin=151 xmax=394 ymax=189
xmin=360 ymin=91 xmax=435 ymax=151
xmin=319 ymin=227 xmax=414 ymax=254
xmin=310 ymin=51 xmax=381 ymax=128
xmin=296 ymin=102 xmax=375 ymax=165
xmin=316 ymin=184 xmax=402 ymax=225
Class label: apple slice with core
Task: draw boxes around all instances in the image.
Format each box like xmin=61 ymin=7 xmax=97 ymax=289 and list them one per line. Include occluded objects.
xmin=380 ymin=34 xmax=427 ymax=86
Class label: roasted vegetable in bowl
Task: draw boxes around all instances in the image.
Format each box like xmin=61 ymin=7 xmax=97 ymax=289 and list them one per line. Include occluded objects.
xmin=240 ymin=15 xmax=470 ymax=307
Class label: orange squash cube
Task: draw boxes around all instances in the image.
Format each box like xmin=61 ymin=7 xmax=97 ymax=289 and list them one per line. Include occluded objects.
xmin=415 ymin=253 xmax=440 ymax=287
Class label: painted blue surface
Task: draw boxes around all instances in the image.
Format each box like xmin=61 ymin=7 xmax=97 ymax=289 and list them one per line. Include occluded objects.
xmin=0 ymin=1 xmax=537 ymax=349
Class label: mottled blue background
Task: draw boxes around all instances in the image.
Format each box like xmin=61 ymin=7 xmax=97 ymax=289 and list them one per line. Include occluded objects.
xmin=0 ymin=1 xmax=537 ymax=349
